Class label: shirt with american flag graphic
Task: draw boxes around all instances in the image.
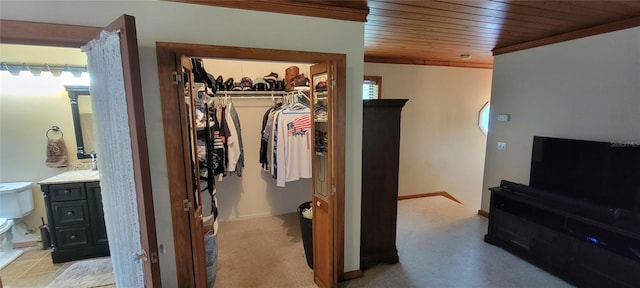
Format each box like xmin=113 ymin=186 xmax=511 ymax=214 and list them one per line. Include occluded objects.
xmin=276 ymin=106 xmax=312 ymax=187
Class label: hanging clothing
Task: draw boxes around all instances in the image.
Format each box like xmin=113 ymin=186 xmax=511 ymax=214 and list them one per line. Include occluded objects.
xmin=259 ymin=100 xmax=312 ymax=187
xmin=225 ymin=103 xmax=242 ymax=174
xmin=259 ymin=106 xmax=273 ymax=169
xmin=276 ymin=104 xmax=312 ymax=187
xmin=211 ymin=109 xmax=226 ymax=177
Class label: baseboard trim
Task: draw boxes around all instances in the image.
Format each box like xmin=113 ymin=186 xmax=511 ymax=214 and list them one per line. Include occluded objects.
xmin=341 ymin=270 xmax=364 ymax=281
xmin=398 ymin=191 xmax=462 ymax=204
xmin=478 ymin=210 xmax=489 ymax=218
xmin=12 ymin=240 xmax=37 ymax=248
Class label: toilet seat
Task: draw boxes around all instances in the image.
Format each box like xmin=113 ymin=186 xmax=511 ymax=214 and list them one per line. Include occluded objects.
xmin=0 ymin=182 xmax=32 ymax=194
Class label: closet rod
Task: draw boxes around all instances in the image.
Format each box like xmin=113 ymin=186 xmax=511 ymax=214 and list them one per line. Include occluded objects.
xmin=217 ymin=91 xmax=285 ymax=97
xmin=220 ymin=96 xmax=282 ymax=100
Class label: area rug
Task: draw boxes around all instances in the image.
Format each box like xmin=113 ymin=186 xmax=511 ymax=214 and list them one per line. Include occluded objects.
xmin=47 ymin=257 xmax=115 ymax=288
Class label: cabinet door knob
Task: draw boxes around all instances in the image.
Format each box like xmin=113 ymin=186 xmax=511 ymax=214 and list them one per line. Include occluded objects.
xmin=316 ymin=201 xmax=321 ymax=207
xmin=70 ymin=235 xmax=77 ymax=240
xmin=66 ymin=211 xmax=74 ymax=216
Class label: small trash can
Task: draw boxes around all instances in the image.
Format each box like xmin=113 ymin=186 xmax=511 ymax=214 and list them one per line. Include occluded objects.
xmin=39 ymin=225 xmax=50 ymax=249
xmin=298 ymin=201 xmax=313 ymax=269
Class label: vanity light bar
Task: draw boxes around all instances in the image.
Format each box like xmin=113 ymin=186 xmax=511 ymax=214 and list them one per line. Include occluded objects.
xmin=0 ymin=62 xmax=88 ymax=77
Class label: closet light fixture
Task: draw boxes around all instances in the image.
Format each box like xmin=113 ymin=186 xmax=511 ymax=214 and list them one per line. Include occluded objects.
xmin=28 ymin=64 xmax=44 ymax=76
xmin=0 ymin=62 xmax=88 ymax=78
xmin=2 ymin=63 xmax=21 ymax=76
xmin=460 ymin=54 xmax=472 ymax=60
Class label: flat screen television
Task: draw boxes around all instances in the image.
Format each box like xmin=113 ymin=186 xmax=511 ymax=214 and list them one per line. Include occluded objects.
xmin=530 ymin=136 xmax=640 ymax=213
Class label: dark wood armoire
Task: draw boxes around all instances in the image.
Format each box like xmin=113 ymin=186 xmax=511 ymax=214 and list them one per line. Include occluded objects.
xmin=360 ymin=99 xmax=408 ymax=269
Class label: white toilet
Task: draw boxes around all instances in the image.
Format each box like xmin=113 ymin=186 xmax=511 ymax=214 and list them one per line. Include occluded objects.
xmin=0 ymin=182 xmax=35 ymax=269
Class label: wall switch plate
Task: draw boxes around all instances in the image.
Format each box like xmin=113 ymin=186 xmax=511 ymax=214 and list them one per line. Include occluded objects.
xmin=497 ymin=141 xmax=507 ymax=151
xmin=497 ymin=114 xmax=510 ymax=122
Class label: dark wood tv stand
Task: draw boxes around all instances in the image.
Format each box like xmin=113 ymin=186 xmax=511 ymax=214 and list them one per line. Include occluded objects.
xmin=484 ymin=185 xmax=640 ymax=288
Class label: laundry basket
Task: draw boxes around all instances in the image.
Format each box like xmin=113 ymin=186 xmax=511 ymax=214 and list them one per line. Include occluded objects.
xmin=298 ymin=201 xmax=313 ymax=269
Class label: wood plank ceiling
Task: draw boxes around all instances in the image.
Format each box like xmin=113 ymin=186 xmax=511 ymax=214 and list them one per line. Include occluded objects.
xmin=173 ymin=1 xmax=640 ymax=69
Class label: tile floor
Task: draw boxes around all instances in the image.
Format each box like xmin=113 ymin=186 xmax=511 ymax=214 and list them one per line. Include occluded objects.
xmin=0 ymin=247 xmax=114 ymax=288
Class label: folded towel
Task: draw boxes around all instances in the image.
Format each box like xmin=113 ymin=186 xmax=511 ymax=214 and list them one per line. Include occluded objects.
xmin=46 ymin=138 xmax=68 ymax=168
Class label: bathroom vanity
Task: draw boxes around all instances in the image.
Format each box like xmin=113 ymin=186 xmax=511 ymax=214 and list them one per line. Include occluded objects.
xmin=39 ymin=170 xmax=109 ymax=263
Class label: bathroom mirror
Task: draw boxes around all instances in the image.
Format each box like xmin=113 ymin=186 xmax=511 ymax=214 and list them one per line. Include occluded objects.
xmin=65 ymin=85 xmax=95 ymax=159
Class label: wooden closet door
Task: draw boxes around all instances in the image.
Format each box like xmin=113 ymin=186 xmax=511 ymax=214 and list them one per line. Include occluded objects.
xmin=175 ymin=55 xmax=208 ymax=287
xmin=310 ymin=62 xmax=337 ymax=288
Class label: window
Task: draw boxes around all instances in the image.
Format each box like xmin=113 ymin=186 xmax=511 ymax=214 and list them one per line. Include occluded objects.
xmin=363 ymin=76 xmax=382 ymax=99
xmin=479 ymin=102 xmax=490 ymax=135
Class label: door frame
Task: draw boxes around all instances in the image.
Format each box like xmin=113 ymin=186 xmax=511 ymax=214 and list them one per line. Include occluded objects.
xmin=0 ymin=18 xmax=161 ymax=286
xmin=156 ymin=42 xmax=346 ymax=287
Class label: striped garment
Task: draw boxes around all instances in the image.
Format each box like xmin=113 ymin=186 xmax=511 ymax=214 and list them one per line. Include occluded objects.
xmin=287 ymin=115 xmax=311 ymax=136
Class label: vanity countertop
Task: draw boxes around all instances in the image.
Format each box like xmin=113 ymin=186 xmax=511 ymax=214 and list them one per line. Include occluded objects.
xmin=39 ymin=170 xmax=100 ymax=185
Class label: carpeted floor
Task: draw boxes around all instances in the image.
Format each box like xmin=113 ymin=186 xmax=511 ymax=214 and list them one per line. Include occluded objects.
xmin=46 ymin=257 xmax=114 ymax=288
xmin=215 ymin=196 xmax=572 ymax=288
xmin=340 ymin=196 xmax=572 ymax=288
xmin=215 ymin=213 xmax=315 ymax=288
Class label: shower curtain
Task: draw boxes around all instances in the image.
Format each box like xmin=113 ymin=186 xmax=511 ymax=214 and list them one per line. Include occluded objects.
xmin=83 ymin=30 xmax=145 ymax=287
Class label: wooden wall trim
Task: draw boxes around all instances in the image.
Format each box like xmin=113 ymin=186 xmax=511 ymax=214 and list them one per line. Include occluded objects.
xmin=340 ymin=270 xmax=364 ymax=281
xmin=493 ymin=15 xmax=640 ymax=56
xmin=0 ymin=19 xmax=101 ymax=48
xmin=156 ymin=42 xmax=345 ymax=62
xmin=364 ymin=56 xmax=493 ymax=69
xmin=478 ymin=210 xmax=489 ymax=218
xmin=169 ymin=0 xmax=369 ymax=22
xmin=331 ymin=57 xmax=347 ymax=286
xmin=398 ymin=191 xmax=463 ymax=205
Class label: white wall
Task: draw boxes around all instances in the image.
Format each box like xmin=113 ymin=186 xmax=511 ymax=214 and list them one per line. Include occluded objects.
xmin=482 ymin=27 xmax=640 ymax=211
xmin=364 ymin=63 xmax=492 ymax=210
xmin=0 ymin=2 xmax=364 ymax=284
xmin=0 ymin=44 xmax=89 ymax=231
xmin=200 ymin=59 xmax=312 ymax=220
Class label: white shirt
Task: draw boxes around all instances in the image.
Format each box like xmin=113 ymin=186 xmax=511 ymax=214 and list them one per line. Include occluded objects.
xmin=226 ymin=103 xmax=241 ymax=172
xmin=276 ymin=104 xmax=311 ymax=187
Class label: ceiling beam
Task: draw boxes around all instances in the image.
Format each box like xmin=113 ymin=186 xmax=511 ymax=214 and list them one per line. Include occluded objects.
xmin=168 ymin=0 xmax=369 ymax=22
xmin=0 ymin=19 xmax=101 ymax=48
xmin=493 ymin=15 xmax=640 ymax=55
xmin=365 ymin=56 xmax=493 ymax=69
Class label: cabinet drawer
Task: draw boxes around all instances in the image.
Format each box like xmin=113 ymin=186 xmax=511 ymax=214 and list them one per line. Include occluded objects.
xmin=55 ymin=226 xmax=91 ymax=249
xmin=52 ymin=201 xmax=89 ymax=226
xmin=49 ymin=183 xmax=86 ymax=202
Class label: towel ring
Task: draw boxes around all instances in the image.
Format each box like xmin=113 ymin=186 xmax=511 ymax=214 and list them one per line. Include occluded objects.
xmin=46 ymin=126 xmax=64 ymax=139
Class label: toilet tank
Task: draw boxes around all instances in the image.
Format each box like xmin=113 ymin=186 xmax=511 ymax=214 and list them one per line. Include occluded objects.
xmin=0 ymin=182 xmax=34 ymax=219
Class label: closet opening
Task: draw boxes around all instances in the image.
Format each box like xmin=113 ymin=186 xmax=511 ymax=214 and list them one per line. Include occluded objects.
xmin=196 ymin=58 xmax=314 ymax=287
xmin=195 ymin=58 xmax=314 ymax=219
xmin=156 ymin=43 xmax=346 ymax=288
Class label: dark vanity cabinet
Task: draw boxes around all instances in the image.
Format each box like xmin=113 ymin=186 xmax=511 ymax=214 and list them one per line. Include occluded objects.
xmin=41 ymin=179 xmax=109 ymax=263
xmin=360 ymin=99 xmax=408 ymax=269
